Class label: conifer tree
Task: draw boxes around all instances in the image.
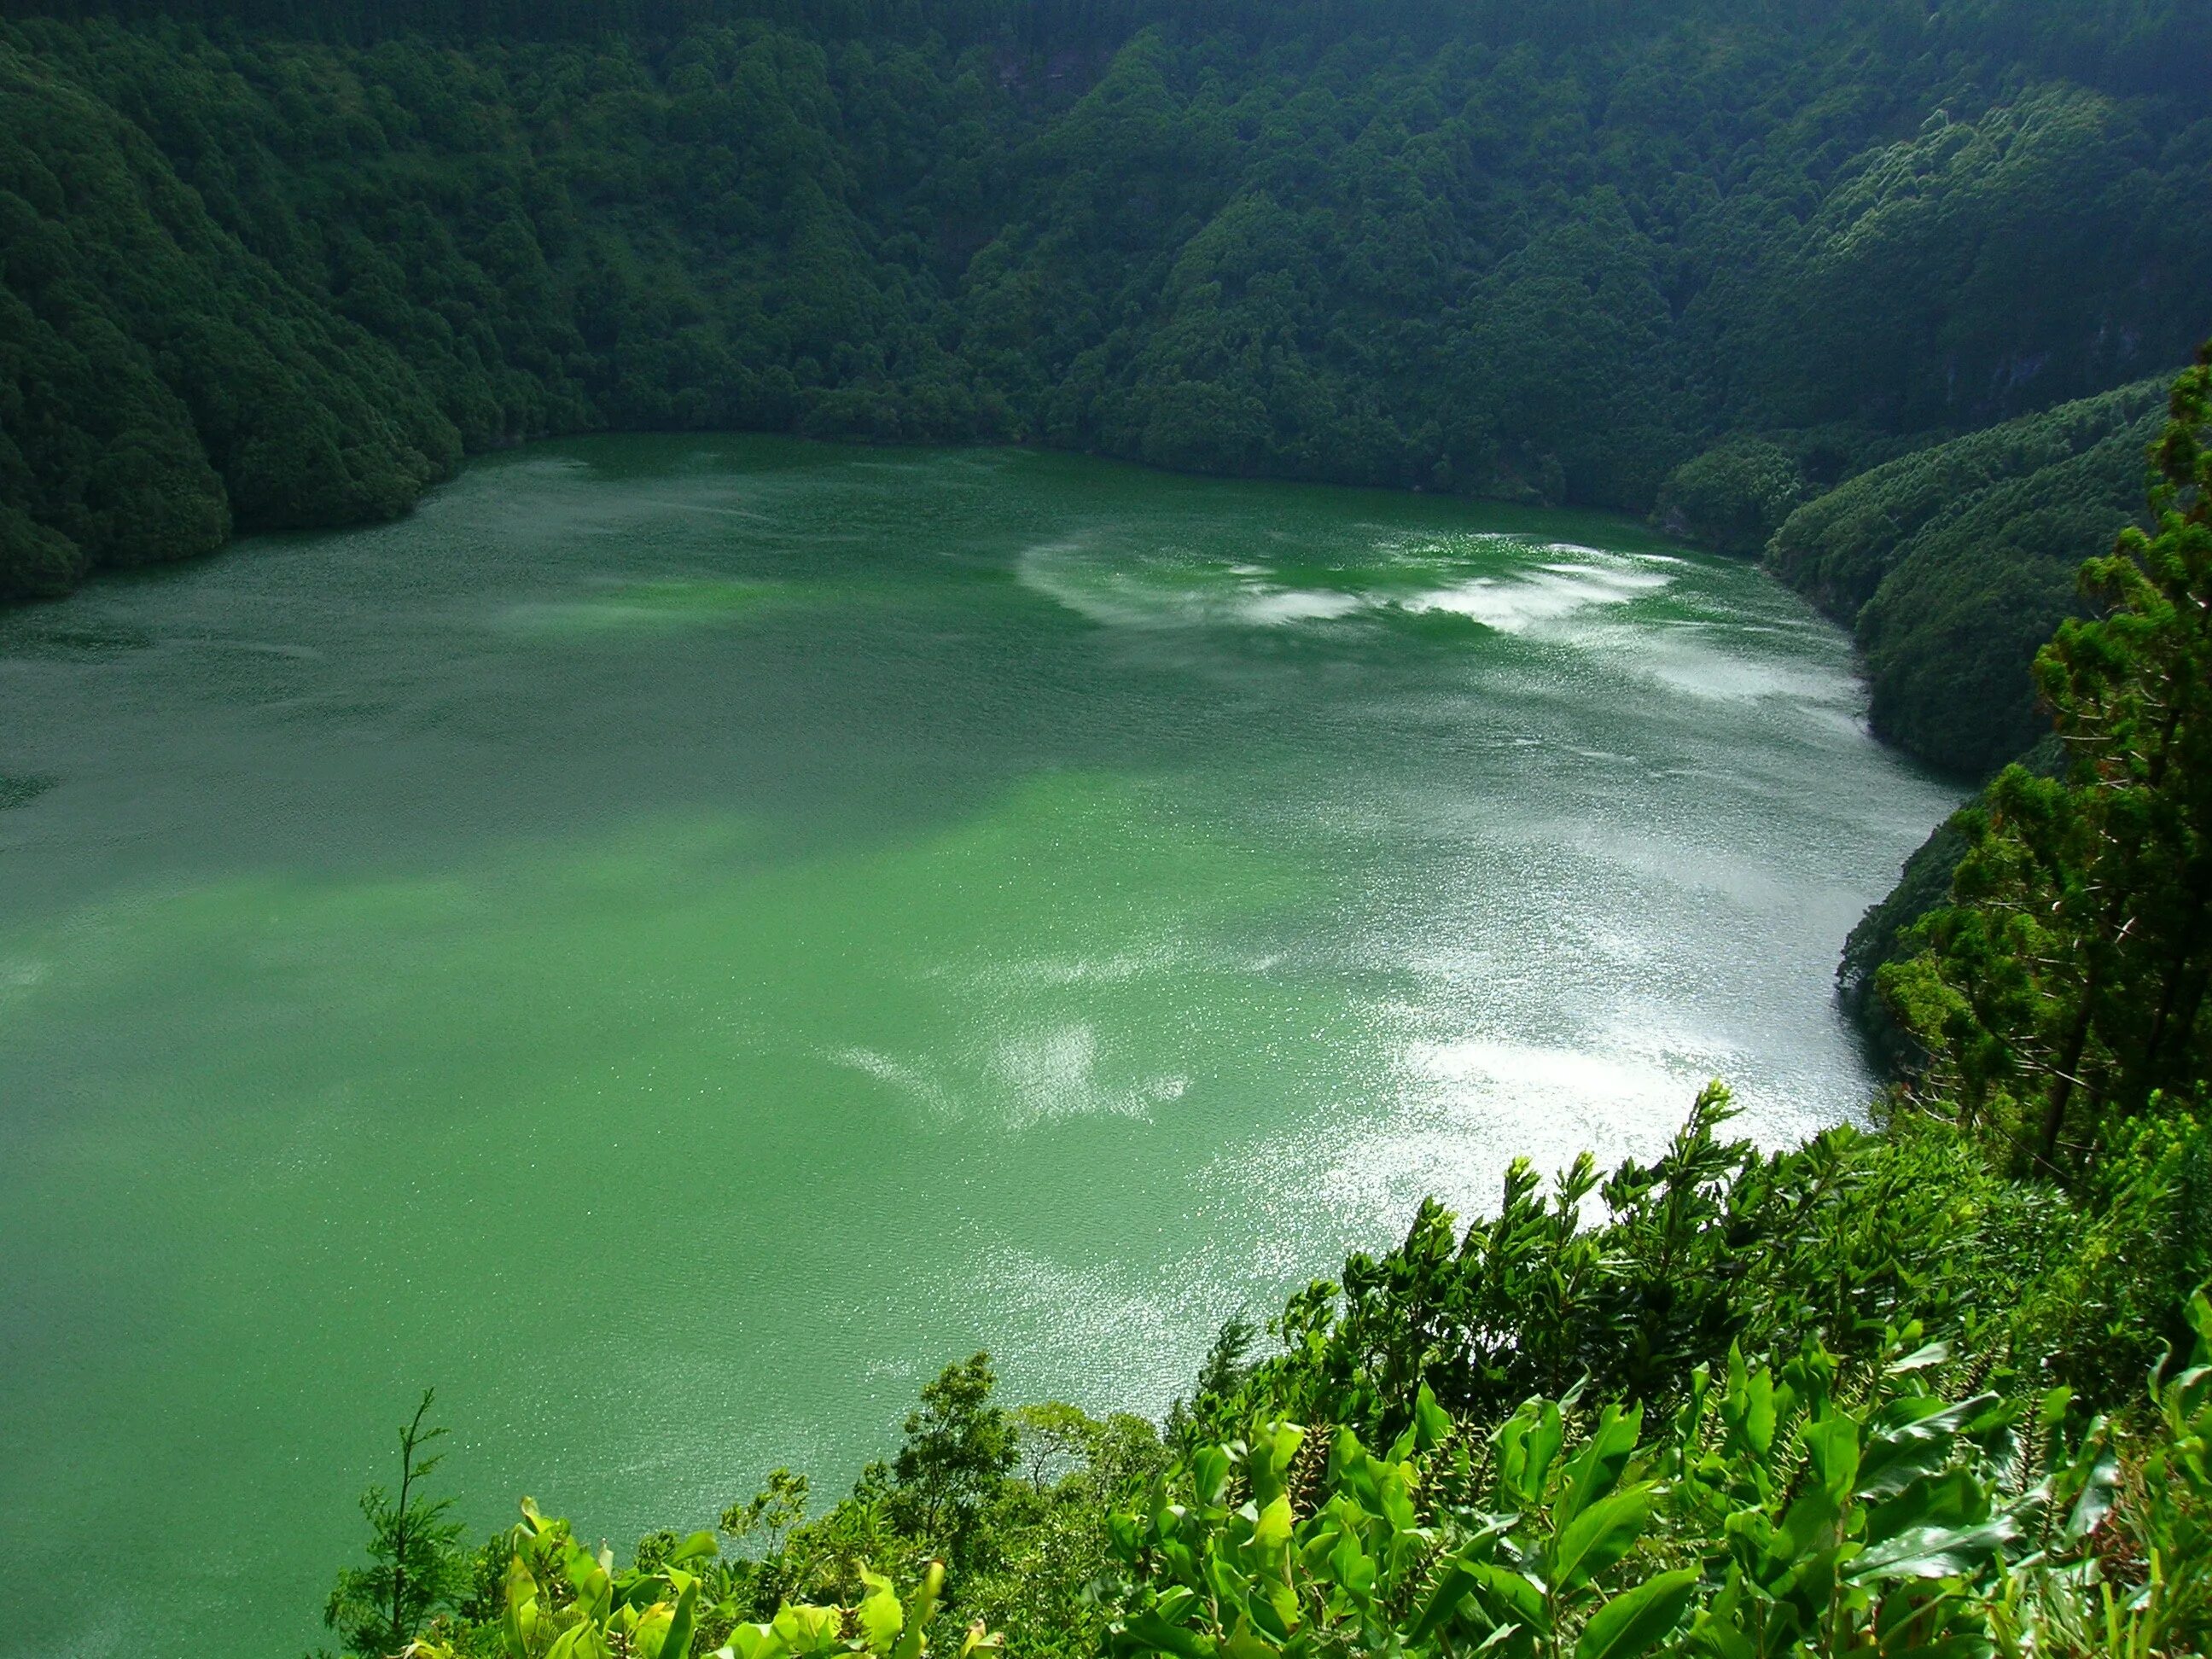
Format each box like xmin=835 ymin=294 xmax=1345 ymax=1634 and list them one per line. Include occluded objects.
xmin=323 ymin=1390 xmax=468 ymax=1657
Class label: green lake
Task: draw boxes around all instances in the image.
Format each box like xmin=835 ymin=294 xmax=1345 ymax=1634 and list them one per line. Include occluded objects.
xmin=0 ymin=438 xmax=1959 ymax=1656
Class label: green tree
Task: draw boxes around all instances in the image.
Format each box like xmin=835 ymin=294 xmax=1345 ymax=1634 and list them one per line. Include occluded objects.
xmin=1651 ymin=437 xmax=1804 ymax=557
xmin=323 ymin=1389 xmax=469 ymax=1658
xmin=890 ymin=1353 xmax=1018 ymax=1561
xmin=1010 ymin=1403 xmax=1094 ymax=1492
xmin=723 ymin=1469 xmax=812 ymax=1557
xmin=1884 ymin=350 xmax=2212 ymax=1170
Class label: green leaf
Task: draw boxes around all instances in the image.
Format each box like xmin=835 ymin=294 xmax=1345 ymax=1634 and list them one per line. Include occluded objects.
xmin=1876 ymin=1639 xmax=1996 ymax=1659
xmin=1527 ymin=1403 xmax=1565 ymax=1497
xmin=2064 ymin=1447 xmax=2120 ymax=1541
xmin=1845 ymin=1514 xmax=2020 ymax=1582
xmin=1858 ymin=1395 xmax=1996 ymax=1498
xmin=1685 ymin=1573 xmax=1754 ymax=1659
xmin=1193 ymin=1447 xmax=1231 ymax=1508
xmin=655 ymin=1580 xmax=701 ymax=1659
xmin=671 ymin=1530 xmax=719 ymax=1565
xmin=719 ymin=1626 xmax=779 ymax=1659
xmin=774 ymin=1605 xmax=845 ymax=1656
xmin=891 ymin=1563 xmax=945 ymax=1659
xmin=1867 ymin=1467 xmax=1985 ymax=1546
xmin=1551 ymin=1484 xmax=1652 ymax=1592
xmin=1248 ymin=1423 xmax=1304 ymax=1507
xmin=1801 ymin=1412 xmax=1860 ymax=1507
xmin=1409 ymin=1561 xmax=1480 ymax=1643
xmin=1769 ymin=1486 xmax=1842 ymax=1566
xmin=1721 ymin=1346 xmax=1778 ymax=1462
xmin=1249 ymin=1493 xmax=1292 ymax=1551
xmin=503 ymin=1554 xmax=538 ymax=1659
xmin=1496 ymin=1400 xmax=1564 ymax=1510
xmin=1328 ymin=1526 xmax=1376 ymax=1603
xmin=857 ymin=1568 xmax=903 ymax=1652
xmin=1741 ymin=1372 xmax=1776 ymax=1458
xmin=1248 ymin=1580 xmax=1294 ymax=1643
xmin=1415 ymin=1382 xmax=1452 ymax=1452
xmin=1407 ymin=1522 xmax=1514 ymax=1642
xmin=1557 ymin=1405 xmax=1643 ymax=1528
xmin=1465 ymin=1563 xmax=1547 ymax=1633
xmin=1207 ymin=1551 xmax=1250 ymax=1615
xmin=1572 ymin=1569 xmax=1700 ymax=1659
xmin=1472 ymin=1622 xmax=1539 ymax=1659
xmin=1126 ymin=1612 xmax=1214 ymax=1659
xmin=1886 ymin=1341 xmax=1953 ymax=1375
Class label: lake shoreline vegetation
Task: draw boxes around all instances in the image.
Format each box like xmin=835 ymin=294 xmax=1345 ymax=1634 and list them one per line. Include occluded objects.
xmin=3 ymin=3 xmax=2206 ymax=629
xmin=303 ymin=362 xmax=2212 ymax=1659
xmin=2 ymin=2 xmax=2207 ymax=1654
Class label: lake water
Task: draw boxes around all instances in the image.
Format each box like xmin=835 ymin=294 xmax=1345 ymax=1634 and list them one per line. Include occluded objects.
xmin=0 ymin=437 xmax=1957 ymax=1656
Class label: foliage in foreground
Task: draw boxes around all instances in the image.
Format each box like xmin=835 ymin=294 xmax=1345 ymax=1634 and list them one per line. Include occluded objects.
xmin=1212 ymin=1086 xmax=2200 ymax=1451
xmin=320 ymin=1356 xmax=1166 ymax=1659
xmin=325 ymin=1391 xmax=469 ymax=1659
xmin=316 ymin=1088 xmax=2209 ymax=1659
xmin=1110 ymin=1299 xmax=2212 ymax=1659
xmin=403 ymin=1499 xmax=998 ymax=1659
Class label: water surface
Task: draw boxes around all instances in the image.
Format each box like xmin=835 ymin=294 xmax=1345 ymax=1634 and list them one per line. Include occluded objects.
xmin=0 ymin=438 xmax=1957 ymax=1656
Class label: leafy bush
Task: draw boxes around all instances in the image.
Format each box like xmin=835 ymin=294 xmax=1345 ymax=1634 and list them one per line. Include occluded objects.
xmin=1108 ymin=1302 xmax=2212 ymax=1659
xmin=402 ymin=1499 xmax=998 ymax=1659
xmin=1212 ymin=1087 xmax=2093 ymax=1442
xmin=321 ymin=1361 xmax=1166 ymax=1659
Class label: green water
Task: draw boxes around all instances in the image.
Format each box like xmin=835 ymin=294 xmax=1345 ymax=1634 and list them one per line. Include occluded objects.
xmin=0 ymin=438 xmax=1958 ymax=1656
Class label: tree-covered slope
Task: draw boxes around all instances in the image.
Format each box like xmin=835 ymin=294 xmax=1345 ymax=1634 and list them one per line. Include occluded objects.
xmin=1767 ymin=377 xmax=2171 ymax=775
xmin=0 ymin=43 xmax=459 ymax=593
xmin=3 ymin=0 xmax=2207 ymax=601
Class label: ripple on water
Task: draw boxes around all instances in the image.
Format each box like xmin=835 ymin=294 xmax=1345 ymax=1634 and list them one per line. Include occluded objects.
xmin=492 ymin=575 xmax=792 ymax=638
xmin=0 ymin=774 xmax=59 ymax=810
xmin=1017 ymin=530 xmax=1682 ymax=642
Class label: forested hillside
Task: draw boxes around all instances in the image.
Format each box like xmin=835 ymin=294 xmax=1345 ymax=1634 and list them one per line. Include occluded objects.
xmin=1767 ymin=376 xmax=2171 ymax=774
xmin=1792 ymin=377 xmax=2183 ymax=1055
xmin=3 ymin=0 xmax=2208 ymax=601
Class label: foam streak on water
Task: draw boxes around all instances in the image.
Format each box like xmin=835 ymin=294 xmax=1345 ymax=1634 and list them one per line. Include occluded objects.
xmin=0 ymin=437 xmax=1960 ymax=1658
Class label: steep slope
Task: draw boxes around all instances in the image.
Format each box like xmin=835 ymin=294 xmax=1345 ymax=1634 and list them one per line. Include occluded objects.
xmin=0 ymin=43 xmax=457 ymax=597
xmin=1768 ymin=377 xmax=2169 ymax=776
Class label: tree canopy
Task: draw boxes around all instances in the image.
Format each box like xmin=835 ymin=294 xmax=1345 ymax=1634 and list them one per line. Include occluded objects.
xmin=3 ymin=1 xmax=2206 ymax=602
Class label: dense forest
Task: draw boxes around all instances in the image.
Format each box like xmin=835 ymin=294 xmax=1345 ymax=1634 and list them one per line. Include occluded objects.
xmin=308 ymin=361 xmax=2212 ymax=1659
xmin=3 ymin=0 xmax=2208 ymax=618
xmin=1768 ymin=376 xmax=2173 ymax=774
